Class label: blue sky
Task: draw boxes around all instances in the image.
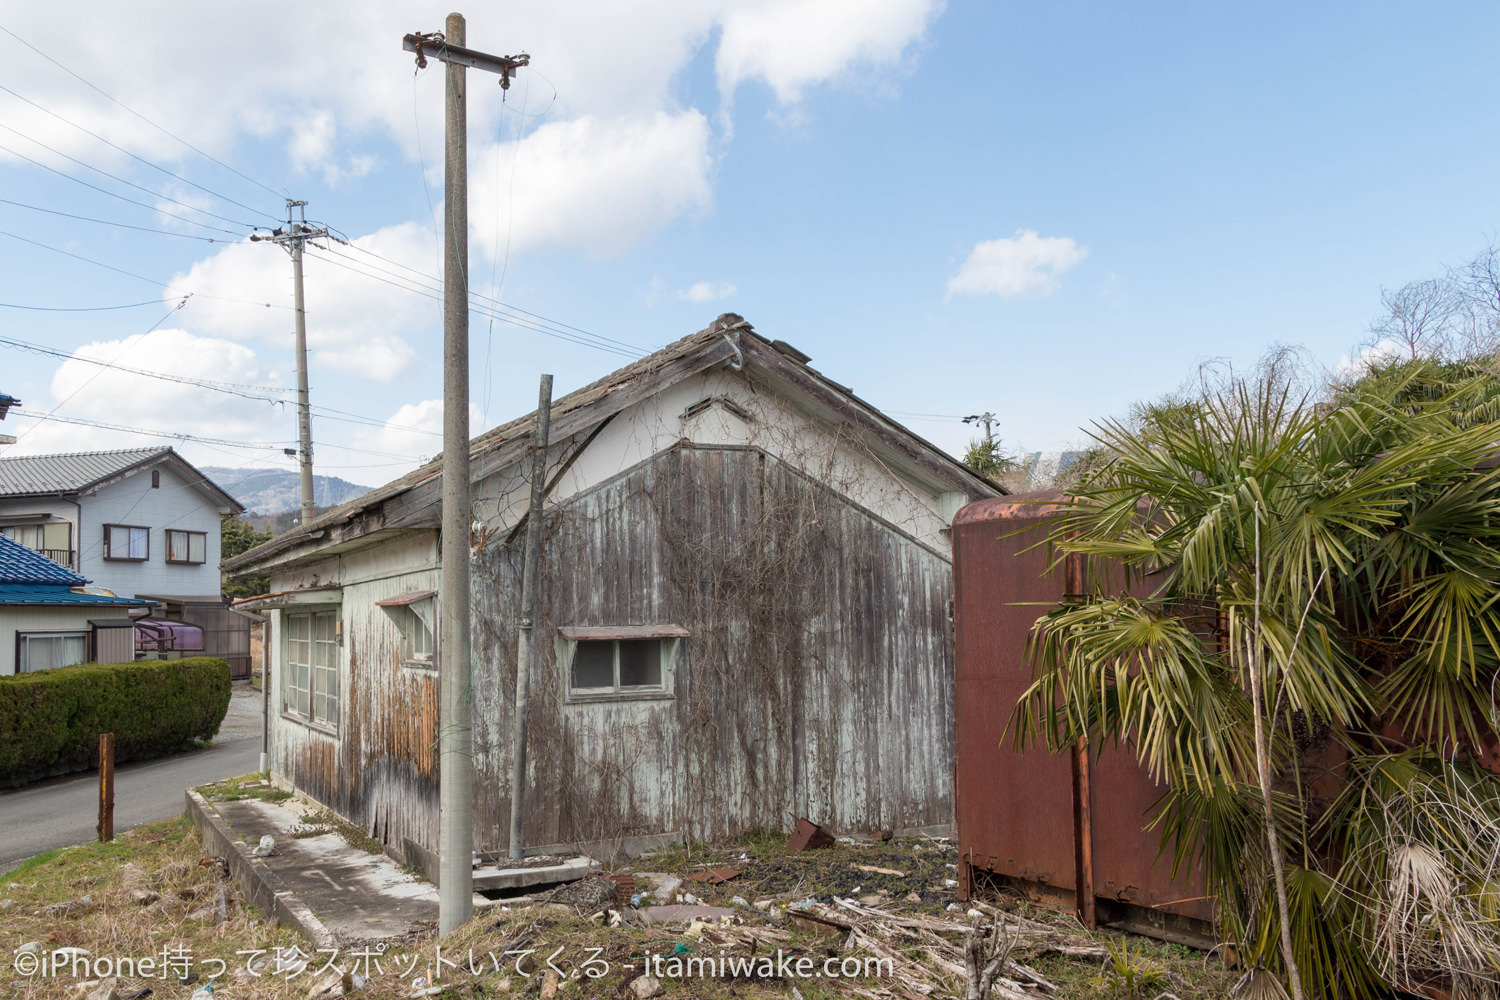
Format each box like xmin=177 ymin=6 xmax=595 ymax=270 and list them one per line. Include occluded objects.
xmin=1 ymin=1 xmax=1497 ymax=488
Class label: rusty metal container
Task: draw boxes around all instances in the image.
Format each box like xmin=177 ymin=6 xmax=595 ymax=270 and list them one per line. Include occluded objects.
xmin=953 ymin=493 xmax=1215 ymax=945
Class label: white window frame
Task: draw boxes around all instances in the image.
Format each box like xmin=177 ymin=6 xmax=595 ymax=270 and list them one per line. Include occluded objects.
xmin=281 ymin=608 xmax=340 ymax=732
xmin=400 ymin=601 xmax=436 ymax=669
xmin=558 ymin=627 xmax=684 ymax=702
xmin=103 ymin=524 xmax=150 ymax=561
xmin=17 ymin=631 xmax=90 ymax=673
xmin=165 ymin=529 xmax=207 ymax=565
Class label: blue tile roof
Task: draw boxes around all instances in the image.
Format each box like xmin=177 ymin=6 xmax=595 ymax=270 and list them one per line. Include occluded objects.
xmin=0 ymin=584 xmax=152 ymax=607
xmin=0 ymin=534 xmax=87 ymax=585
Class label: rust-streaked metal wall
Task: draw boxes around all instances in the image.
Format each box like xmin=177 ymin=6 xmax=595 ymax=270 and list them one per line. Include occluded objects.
xmin=953 ymin=493 xmax=1214 ymax=939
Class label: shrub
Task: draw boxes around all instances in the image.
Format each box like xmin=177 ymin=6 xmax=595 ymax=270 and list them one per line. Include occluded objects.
xmin=0 ymin=657 xmax=231 ymax=785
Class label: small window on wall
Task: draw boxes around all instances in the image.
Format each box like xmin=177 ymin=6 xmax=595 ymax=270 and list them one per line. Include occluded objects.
xmin=103 ymin=524 xmax=149 ymax=561
xmin=376 ymin=591 xmax=437 ymax=670
xmin=559 ymin=625 xmax=688 ymax=699
xmin=166 ymin=530 xmax=207 ymax=564
xmin=18 ymin=632 xmax=89 ymax=672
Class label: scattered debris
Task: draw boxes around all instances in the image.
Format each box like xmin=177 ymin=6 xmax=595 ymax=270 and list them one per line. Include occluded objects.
xmin=639 ymin=904 xmax=738 ymax=924
xmin=854 ymin=863 xmax=906 ymax=877
xmin=787 ymin=818 xmax=835 ymax=852
xmin=543 ymin=875 xmax=618 ymax=910
xmin=685 ymin=867 xmax=744 ymax=884
xmin=249 ymin=835 xmax=277 ymax=857
xmin=84 ymin=977 xmax=122 ymax=1000
xmin=628 ymin=974 xmax=662 ymax=999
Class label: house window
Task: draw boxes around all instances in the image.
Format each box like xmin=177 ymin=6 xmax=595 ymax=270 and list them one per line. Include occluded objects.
xmin=166 ymin=530 xmax=207 ymax=565
xmin=283 ymin=609 xmax=339 ymax=730
xmin=402 ymin=608 xmax=435 ymax=666
xmin=151 ymin=470 xmax=160 ymax=489
xmin=0 ymin=522 xmax=73 ymax=569
xmin=376 ymin=591 xmax=437 ymax=670
xmin=18 ymin=632 xmax=88 ymax=672
xmin=103 ymin=524 xmax=149 ymax=561
xmin=560 ymin=625 xmax=687 ymax=699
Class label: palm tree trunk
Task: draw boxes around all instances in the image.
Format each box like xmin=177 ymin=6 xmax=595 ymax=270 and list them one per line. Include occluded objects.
xmin=1252 ymin=510 xmax=1304 ymax=1000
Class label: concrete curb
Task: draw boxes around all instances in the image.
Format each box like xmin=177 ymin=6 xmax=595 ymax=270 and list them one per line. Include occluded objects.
xmin=184 ymin=788 xmax=339 ymax=950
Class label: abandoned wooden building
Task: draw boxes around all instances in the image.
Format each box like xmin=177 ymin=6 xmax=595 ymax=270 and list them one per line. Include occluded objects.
xmin=226 ymin=315 xmax=999 ymax=862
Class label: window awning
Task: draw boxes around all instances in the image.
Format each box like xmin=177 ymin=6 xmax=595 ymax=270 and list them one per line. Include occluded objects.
xmin=558 ymin=624 xmax=691 ymax=641
xmin=232 ymin=587 xmax=342 ymax=613
xmin=374 ymin=590 xmax=437 ymax=607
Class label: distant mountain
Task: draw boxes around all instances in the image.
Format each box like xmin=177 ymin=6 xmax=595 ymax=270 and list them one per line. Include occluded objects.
xmin=201 ymin=466 xmax=374 ymax=517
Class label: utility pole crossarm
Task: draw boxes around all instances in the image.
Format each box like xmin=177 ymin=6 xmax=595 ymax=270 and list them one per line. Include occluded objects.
xmin=403 ymin=32 xmax=528 ymax=87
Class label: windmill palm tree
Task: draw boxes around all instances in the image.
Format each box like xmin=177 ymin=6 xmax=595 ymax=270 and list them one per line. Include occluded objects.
xmin=1013 ymin=358 xmax=1500 ymax=999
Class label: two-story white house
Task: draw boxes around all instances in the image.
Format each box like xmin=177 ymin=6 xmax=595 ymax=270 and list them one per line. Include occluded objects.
xmin=0 ymin=447 xmax=250 ymax=673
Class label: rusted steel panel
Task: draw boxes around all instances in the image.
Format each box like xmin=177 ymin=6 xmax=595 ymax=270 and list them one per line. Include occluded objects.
xmin=953 ymin=493 xmax=1212 ymax=930
xmin=953 ymin=497 xmax=1077 ymax=895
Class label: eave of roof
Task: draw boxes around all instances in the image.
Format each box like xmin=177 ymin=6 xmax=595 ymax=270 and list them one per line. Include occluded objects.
xmin=225 ymin=314 xmax=1002 ymax=575
xmin=0 ymin=585 xmax=155 ymax=607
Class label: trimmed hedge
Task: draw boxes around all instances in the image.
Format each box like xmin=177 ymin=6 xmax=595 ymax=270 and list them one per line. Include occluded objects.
xmin=0 ymin=657 xmax=231 ymax=786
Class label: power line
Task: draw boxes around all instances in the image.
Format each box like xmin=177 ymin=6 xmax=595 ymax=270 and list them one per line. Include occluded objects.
xmin=320 ymin=242 xmax=646 ymax=357
xmin=0 ymin=80 xmax=281 ymax=223
xmin=0 ymin=227 xmax=291 ymax=310
xmin=0 ymin=333 xmax=446 ymax=437
xmin=0 ymin=23 xmax=288 ymax=204
xmin=0 ymin=333 xmax=294 ymax=402
xmin=8 ymin=409 xmax=286 ymax=450
xmin=303 ymin=245 xmax=642 ymax=358
xmin=0 ymin=298 xmax=163 ymax=312
xmin=7 ymin=409 xmax=428 ymax=463
xmin=0 ymin=127 xmax=257 ymax=232
xmin=0 ymin=195 xmax=231 ymax=242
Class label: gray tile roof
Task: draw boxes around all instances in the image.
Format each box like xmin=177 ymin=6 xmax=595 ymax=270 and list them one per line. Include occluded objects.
xmin=0 ymin=447 xmax=169 ymax=496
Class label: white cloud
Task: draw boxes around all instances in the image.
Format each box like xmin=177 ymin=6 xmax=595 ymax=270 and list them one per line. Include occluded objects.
xmin=716 ymin=0 xmax=943 ymax=104
xmin=1 ymin=3 xmax=942 ymax=257
xmin=168 ymin=223 xmax=437 ymax=381
xmin=677 ymin=281 xmax=737 ymax=303
xmin=5 ymin=330 xmax=288 ymax=467
xmin=1337 ymin=337 xmax=1405 ymax=376
xmin=354 ymin=398 xmax=485 ymax=471
xmin=313 ymin=336 xmax=418 ymax=383
xmin=470 ymin=112 xmax=713 ymax=258
xmin=946 ymin=230 xmax=1089 ymax=300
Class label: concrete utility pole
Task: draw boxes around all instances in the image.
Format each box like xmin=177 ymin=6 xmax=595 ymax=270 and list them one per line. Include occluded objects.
xmin=963 ymin=411 xmax=997 ymax=447
xmin=508 ymin=373 xmax=552 ymax=859
xmin=254 ymin=200 xmax=335 ymax=526
xmin=404 ymin=14 xmax=529 ymax=937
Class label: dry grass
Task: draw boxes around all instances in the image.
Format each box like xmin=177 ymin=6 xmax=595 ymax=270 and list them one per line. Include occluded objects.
xmin=0 ymin=821 xmax=1237 ymax=999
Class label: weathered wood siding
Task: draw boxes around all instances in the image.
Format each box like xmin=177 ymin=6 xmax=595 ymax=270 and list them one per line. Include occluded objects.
xmin=469 ymin=443 xmax=956 ymax=852
xmin=268 ymin=532 xmax=441 ymax=855
xmin=269 ymin=445 xmax=956 ymax=859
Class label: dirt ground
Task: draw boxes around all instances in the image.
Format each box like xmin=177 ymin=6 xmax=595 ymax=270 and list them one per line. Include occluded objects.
xmin=0 ymin=819 xmax=1236 ymax=999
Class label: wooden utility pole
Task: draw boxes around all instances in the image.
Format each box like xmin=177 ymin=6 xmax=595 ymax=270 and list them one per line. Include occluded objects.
xmin=97 ymin=733 xmax=114 ymax=842
xmin=403 ymin=14 xmax=529 ymax=937
xmin=508 ymin=374 xmax=552 ymax=859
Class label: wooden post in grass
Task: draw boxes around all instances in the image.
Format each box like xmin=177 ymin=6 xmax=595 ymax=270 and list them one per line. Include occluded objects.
xmin=97 ymin=733 xmax=115 ymax=842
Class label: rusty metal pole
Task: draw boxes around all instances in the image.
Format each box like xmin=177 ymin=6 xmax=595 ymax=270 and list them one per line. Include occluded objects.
xmin=437 ymin=9 xmax=475 ymax=937
xmin=507 ymin=374 xmax=552 ymax=859
xmin=97 ymin=733 xmax=114 ymax=842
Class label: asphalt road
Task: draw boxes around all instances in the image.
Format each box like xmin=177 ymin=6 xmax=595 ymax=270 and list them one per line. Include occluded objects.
xmin=0 ymin=686 xmax=267 ymax=873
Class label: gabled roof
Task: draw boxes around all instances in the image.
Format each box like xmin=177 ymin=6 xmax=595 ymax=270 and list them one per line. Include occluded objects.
xmin=0 ymin=446 xmax=245 ymax=512
xmin=225 ymin=314 xmax=1002 ymax=575
xmin=0 ymin=533 xmax=88 ymax=585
